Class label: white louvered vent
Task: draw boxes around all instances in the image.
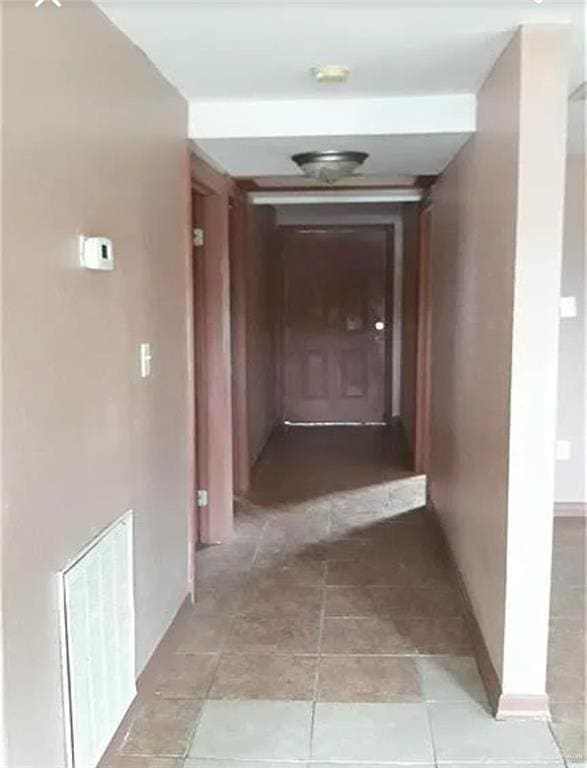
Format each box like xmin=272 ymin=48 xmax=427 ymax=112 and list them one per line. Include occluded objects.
xmin=60 ymin=511 xmax=136 ymax=768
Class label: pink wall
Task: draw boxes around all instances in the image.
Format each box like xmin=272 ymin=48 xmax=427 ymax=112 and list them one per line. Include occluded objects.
xmin=400 ymin=205 xmax=420 ymax=458
xmin=555 ymin=154 xmax=586 ymax=504
xmin=429 ymin=25 xmax=569 ymax=703
xmin=1 ymin=4 xmax=190 ymax=764
xmin=501 ymin=25 xmax=569 ymax=706
xmin=246 ymin=206 xmax=279 ymax=465
xmin=0 ymin=4 xmax=6 ymax=759
xmin=429 ymin=37 xmax=519 ymax=681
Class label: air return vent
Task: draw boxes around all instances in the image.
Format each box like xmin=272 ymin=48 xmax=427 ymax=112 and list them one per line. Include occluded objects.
xmin=60 ymin=511 xmax=136 ymax=768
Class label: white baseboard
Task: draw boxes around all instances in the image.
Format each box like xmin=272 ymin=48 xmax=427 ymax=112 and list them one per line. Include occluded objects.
xmin=496 ymin=693 xmax=551 ymax=721
xmin=554 ymin=502 xmax=587 ymax=518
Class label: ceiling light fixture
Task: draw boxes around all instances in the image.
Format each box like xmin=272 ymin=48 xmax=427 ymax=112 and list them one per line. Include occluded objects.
xmin=311 ymin=64 xmax=350 ymax=83
xmin=291 ymin=150 xmax=369 ymax=185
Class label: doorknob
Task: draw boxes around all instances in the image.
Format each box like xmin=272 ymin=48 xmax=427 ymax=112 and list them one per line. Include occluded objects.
xmin=374 ymin=321 xmax=385 ymax=331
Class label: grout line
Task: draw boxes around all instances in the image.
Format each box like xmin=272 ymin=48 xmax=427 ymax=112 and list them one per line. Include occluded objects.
xmin=308 ymin=515 xmax=331 ymax=760
xmin=184 ymin=519 xmax=272 ymax=759
xmin=547 ymin=713 xmax=572 ymax=768
xmin=189 ymin=491 xmax=483 ymax=762
xmin=250 ymin=519 xmax=270 ymax=566
xmin=416 ymin=655 xmax=439 ymax=768
xmin=196 ymin=650 xmax=424 ymax=658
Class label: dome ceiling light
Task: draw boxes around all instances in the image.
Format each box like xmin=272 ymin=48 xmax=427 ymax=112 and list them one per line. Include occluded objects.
xmin=291 ymin=150 xmax=369 ymax=185
xmin=311 ymin=64 xmax=350 ymax=83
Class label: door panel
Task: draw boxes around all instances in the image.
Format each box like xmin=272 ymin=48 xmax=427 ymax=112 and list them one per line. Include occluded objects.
xmin=303 ymin=349 xmax=329 ymax=399
xmin=283 ymin=228 xmax=387 ymax=423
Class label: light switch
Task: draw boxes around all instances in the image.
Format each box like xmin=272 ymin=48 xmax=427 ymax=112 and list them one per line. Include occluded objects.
xmin=139 ymin=343 xmax=152 ymax=378
xmin=556 ymin=440 xmax=571 ymax=461
xmin=560 ymin=296 xmax=577 ymax=319
xmin=79 ymin=236 xmax=114 ymax=271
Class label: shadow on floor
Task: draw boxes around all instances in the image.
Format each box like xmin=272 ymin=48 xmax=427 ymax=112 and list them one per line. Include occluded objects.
xmin=245 ymin=423 xmax=414 ymax=507
xmin=100 ymin=425 xmax=569 ymax=767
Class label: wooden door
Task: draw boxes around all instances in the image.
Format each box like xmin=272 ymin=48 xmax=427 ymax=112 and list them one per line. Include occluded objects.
xmin=282 ymin=228 xmax=387 ymax=423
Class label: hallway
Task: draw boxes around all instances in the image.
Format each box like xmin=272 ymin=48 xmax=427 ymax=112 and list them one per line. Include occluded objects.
xmin=2 ymin=3 xmax=584 ymax=765
xmin=105 ymin=427 xmax=566 ymax=767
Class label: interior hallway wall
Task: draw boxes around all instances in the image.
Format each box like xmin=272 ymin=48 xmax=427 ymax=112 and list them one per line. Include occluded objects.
xmin=400 ymin=204 xmax=420 ymax=459
xmin=429 ymin=25 xmax=570 ymax=706
xmin=0 ymin=2 xmax=6 ymax=760
xmin=246 ymin=206 xmax=279 ymax=465
xmin=1 ymin=4 xmax=190 ymax=765
xmin=555 ymin=153 xmax=586 ymax=504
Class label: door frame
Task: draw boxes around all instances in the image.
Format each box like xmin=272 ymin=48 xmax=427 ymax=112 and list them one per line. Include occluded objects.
xmin=183 ymin=147 xmax=197 ymax=601
xmin=190 ymin=151 xmax=235 ymax=544
xmin=383 ymin=226 xmax=396 ymax=424
xmin=276 ymin=224 xmax=395 ymax=426
xmin=229 ymin=192 xmax=251 ymax=493
xmin=414 ymin=203 xmax=432 ymax=474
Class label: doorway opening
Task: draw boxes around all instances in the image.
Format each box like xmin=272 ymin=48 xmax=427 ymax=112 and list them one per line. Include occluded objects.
xmin=235 ymin=199 xmax=432 ymax=491
xmin=187 ymin=156 xmax=434 ymax=546
xmin=189 ymin=154 xmax=235 ymax=549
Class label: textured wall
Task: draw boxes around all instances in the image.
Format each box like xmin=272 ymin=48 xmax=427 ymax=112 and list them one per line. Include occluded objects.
xmin=555 ymin=154 xmax=586 ymax=503
xmin=400 ymin=204 xmax=420 ymax=457
xmin=429 ymin=38 xmax=519 ymax=677
xmin=247 ymin=206 xmax=278 ymax=464
xmin=429 ymin=26 xmax=569 ymax=697
xmin=1 ymin=4 xmax=190 ymax=764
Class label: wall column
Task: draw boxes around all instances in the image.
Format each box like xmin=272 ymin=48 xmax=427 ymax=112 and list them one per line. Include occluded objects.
xmin=499 ymin=24 xmax=571 ymax=717
xmin=428 ymin=23 xmax=571 ymax=719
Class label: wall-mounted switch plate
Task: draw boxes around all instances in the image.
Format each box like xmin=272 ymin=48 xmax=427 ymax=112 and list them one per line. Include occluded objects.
xmin=196 ymin=489 xmax=208 ymax=507
xmin=556 ymin=440 xmax=571 ymax=461
xmin=79 ymin=236 xmax=114 ymax=270
xmin=139 ymin=343 xmax=152 ymax=378
xmin=560 ymin=296 xmax=578 ymax=319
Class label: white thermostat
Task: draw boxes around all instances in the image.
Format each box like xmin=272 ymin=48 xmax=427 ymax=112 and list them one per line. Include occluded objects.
xmin=79 ymin=236 xmax=114 ymax=270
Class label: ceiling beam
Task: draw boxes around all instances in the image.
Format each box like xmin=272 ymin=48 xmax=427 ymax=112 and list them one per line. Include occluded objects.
xmin=249 ymin=189 xmax=424 ymax=205
xmin=189 ymin=94 xmax=476 ymax=140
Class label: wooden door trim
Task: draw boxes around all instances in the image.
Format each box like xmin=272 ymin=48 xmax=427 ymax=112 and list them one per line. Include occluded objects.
xmin=229 ymin=196 xmax=250 ymax=493
xmin=192 ymin=191 xmax=209 ymax=548
xmin=191 ymin=152 xmax=234 ymax=544
xmin=277 ymin=223 xmax=389 ymax=234
xmin=414 ymin=203 xmax=432 ymax=474
xmin=183 ymin=146 xmax=197 ymax=602
xmin=274 ymin=227 xmax=288 ymax=426
xmin=383 ymin=225 xmax=395 ymax=425
xmin=191 ymin=150 xmax=235 ymax=197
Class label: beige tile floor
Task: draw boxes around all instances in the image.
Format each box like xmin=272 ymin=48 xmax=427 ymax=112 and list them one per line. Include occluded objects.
xmin=549 ymin=517 xmax=587 ymax=766
xmin=101 ymin=426 xmax=571 ymax=767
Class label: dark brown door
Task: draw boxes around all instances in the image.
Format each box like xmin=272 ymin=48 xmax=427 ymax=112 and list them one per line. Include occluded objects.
xmin=282 ymin=228 xmax=387 ymax=423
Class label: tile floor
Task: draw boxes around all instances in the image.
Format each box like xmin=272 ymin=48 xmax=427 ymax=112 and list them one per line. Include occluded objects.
xmin=101 ymin=426 xmax=576 ymax=768
xmin=549 ymin=517 xmax=587 ymax=767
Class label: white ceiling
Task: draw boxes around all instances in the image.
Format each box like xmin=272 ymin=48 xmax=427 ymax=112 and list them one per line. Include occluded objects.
xmin=98 ymin=1 xmax=585 ymax=100
xmin=98 ymin=0 xmax=585 ymax=177
xmin=196 ymin=132 xmax=471 ymax=177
